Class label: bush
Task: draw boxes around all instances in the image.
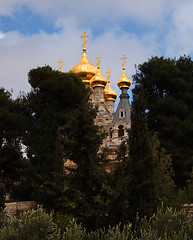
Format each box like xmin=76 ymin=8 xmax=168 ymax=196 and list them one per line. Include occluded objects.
xmin=62 ymin=206 xmax=193 ymax=239
xmin=62 ymin=219 xmax=87 ymax=240
xmin=0 ymin=205 xmax=192 ymax=239
xmin=133 ymin=205 xmax=193 ymax=240
xmin=0 ymin=206 xmax=60 ymax=240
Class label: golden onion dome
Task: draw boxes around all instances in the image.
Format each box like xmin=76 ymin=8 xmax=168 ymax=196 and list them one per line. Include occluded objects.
xmin=90 ymin=66 xmax=107 ymax=88
xmin=104 ymin=80 xmax=118 ymax=102
xmin=70 ymin=48 xmax=98 ymax=84
xmin=117 ymin=54 xmax=132 ymax=89
xmin=117 ymin=67 xmax=132 ymax=89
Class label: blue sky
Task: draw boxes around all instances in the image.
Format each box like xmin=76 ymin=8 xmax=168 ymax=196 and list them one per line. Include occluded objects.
xmin=0 ymin=0 xmax=193 ymax=105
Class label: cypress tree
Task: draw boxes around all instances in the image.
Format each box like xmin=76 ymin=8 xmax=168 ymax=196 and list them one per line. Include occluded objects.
xmin=61 ymin=96 xmax=107 ymax=230
xmin=107 ymin=140 xmax=133 ymax=226
xmin=128 ymin=83 xmax=156 ymax=219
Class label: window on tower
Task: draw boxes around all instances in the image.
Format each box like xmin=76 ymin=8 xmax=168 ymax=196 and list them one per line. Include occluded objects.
xmin=119 ymin=108 xmax=125 ymax=119
xmin=118 ymin=125 xmax=124 ymax=137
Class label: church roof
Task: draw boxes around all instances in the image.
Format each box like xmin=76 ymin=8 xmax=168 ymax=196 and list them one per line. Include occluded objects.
xmin=70 ymin=32 xmax=98 ymax=84
xmin=112 ymin=88 xmax=131 ymax=125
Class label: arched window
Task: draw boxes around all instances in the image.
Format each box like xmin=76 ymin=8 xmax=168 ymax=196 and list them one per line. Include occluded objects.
xmin=118 ymin=125 xmax=124 ymax=137
xmin=109 ymin=128 xmax=113 ymax=138
xmin=119 ymin=108 xmax=125 ymax=119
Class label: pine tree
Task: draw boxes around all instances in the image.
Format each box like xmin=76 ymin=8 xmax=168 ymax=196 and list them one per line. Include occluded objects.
xmin=107 ymin=141 xmax=133 ymax=226
xmin=60 ymin=97 xmax=107 ymax=230
xmin=133 ymin=56 xmax=193 ymax=188
xmin=0 ymin=88 xmax=27 ymax=203
xmin=21 ymin=66 xmax=88 ymax=210
xmin=128 ymin=83 xmax=156 ymax=219
xmin=152 ymin=133 xmax=176 ymax=205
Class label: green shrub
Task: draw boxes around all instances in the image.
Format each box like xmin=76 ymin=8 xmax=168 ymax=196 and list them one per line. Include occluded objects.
xmin=54 ymin=212 xmax=74 ymax=233
xmin=62 ymin=219 xmax=87 ymax=240
xmin=0 ymin=205 xmax=192 ymax=240
xmin=133 ymin=205 xmax=193 ymax=240
xmin=87 ymin=223 xmax=133 ymax=240
xmin=0 ymin=206 xmax=61 ymax=240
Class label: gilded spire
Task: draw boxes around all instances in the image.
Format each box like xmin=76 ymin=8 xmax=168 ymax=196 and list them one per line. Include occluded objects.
xmin=117 ymin=54 xmax=132 ymax=89
xmin=58 ymin=58 xmax=64 ymax=72
xmin=70 ymin=31 xmax=98 ymax=83
xmin=96 ymin=54 xmax=102 ymax=67
xmin=120 ymin=54 xmax=127 ymax=69
xmin=80 ymin=31 xmax=88 ymax=50
xmin=106 ymin=69 xmax=112 ymax=80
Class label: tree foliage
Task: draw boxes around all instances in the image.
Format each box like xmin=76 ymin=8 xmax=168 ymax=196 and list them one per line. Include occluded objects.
xmin=19 ymin=66 xmax=107 ymax=230
xmin=0 ymin=88 xmax=27 ymax=206
xmin=152 ymin=133 xmax=175 ymax=204
xmin=128 ymin=83 xmax=156 ymax=219
xmin=107 ymin=141 xmax=132 ymax=226
xmin=107 ymin=82 xmax=175 ymax=225
xmin=1 ymin=206 xmax=192 ymax=240
xmin=60 ymin=97 xmax=107 ymax=230
xmin=2 ymin=55 xmax=193 ymax=230
xmin=133 ymin=56 xmax=193 ymax=187
xmin=0 ymin=207 xmax=60 ymax=240
xmin=21 ymin=66 xmax=89 ymax=210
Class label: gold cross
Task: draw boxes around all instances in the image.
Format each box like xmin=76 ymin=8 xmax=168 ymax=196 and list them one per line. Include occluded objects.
xmin=58 ymin=58 xmax=64 ymax=72
xmin=96 ymin=54 xmax=102 ymax=67
xmin=80 ymin=31 xmax=88 ymax=48
xmin=106 ymin=69 xmax=112 ymax=80
xmin=120 ymin=54 xmax=127 ymax=68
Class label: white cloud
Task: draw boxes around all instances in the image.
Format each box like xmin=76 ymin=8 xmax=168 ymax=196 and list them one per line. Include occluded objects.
xmin=0 ymin=31 xmax=5 ymax=39
xmin=0 ymin=0 xmax=25 ymax=15
xmin=165 ymin=2 xmax=193 ymax=56
xmin=0 ymin=24 xmax=159 ymax=101
xmin=0 ymin=0 xmax=177 ymax=26
xmin=174 ymin=3 xmax=193 ymax=32
xmin=1 ymin=0 xmax=193 ymax=103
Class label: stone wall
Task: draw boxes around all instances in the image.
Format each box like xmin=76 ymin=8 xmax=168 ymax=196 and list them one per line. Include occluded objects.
xmin=5 ymin=201 xmax=36 ymax=216
xmin=183 ymin=204 xmax=193 ymax=221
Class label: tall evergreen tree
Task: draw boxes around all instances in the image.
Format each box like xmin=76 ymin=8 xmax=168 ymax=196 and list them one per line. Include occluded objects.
xmin=128 ymin=83 xmax=156 ymax=219
xmin=107 ymin=140 xmax=133 ymax=226
xmin=0 ymin=88 xmax=26 ymax=204
xmin=133 ymin=56 xmax=193 ymax=188
xmin=152 ymin=133 xmax=176 ymax=205
xmin=22 ymin=66 xmax=88 ymax=210
xmin=21 ymin=66 xmax=108 ymax=230
xmin=60 ymin=96 xmax=107 ymax=230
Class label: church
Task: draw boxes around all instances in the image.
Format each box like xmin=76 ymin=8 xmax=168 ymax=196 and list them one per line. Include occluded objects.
xmin=61 ymin=32 xmax=132 ymax=160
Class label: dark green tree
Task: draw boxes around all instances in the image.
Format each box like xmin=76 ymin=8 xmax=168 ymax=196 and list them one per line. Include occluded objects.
xmin=60 ymin=96 xmax=107 ymax=231
xmin=22 ymin=66 xmax=108 ymax=231
xmin=133 ymin=56 xmax=193 ymax=188
xmin=107 ymin=141 xmax=133 ymax=226
xmin=22 ymin=66 xmax=88 ymax=210
xmin=0 ymin=88 xmax=27 ymax=205
xmin=152 ymin=133 xmax=176 ymax=205
xmin=128 ymin=83 xmax=156 ymax=220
